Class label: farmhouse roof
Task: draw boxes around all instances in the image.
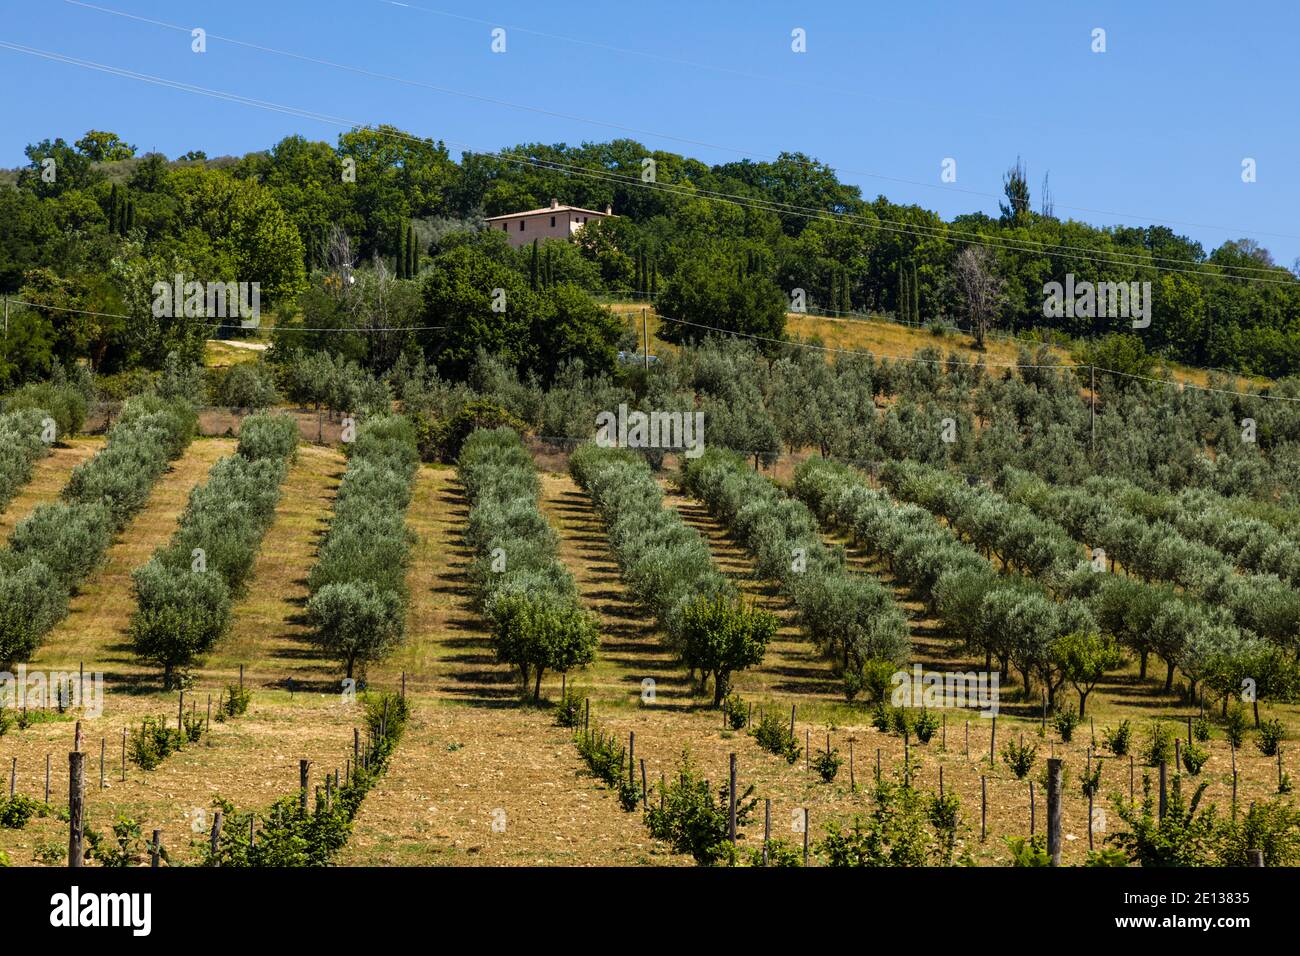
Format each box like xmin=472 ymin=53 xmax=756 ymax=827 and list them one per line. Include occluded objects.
xmin=483 ymin=203 xmax=612 ymax=220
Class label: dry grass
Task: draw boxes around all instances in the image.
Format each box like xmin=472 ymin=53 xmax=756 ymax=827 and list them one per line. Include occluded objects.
xmin=0 ymin=439 xmax=100 ymax=543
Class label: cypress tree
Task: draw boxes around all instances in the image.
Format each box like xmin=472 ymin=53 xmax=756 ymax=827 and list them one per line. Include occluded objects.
xmin=408 ymin=223 xmax=418 ymax=278
xmin=911 ymin=261 xmax=920 ymax=323
xmin=108 ymin=184 xmax=120 ymax=235
xmin=124 ymin=199 xmax=135 ymax=233
xmin=898 ymin=262 xmax=907 ymax=322
xmin=530 ymin=239 xmax=540 ymax=291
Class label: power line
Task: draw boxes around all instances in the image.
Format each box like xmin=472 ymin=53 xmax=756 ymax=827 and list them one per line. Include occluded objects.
xmin=68 ymin=0 xmax=1300 ymax=244
xmin=1 ymin=296 xmax=445 ymax=332
xmin=6 ymin=31 xmax=1294 ymax=286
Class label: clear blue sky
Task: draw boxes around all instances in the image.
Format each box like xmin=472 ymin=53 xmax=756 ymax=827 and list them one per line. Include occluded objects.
xmin=3 ymin=0 xmax=1297 ymax=265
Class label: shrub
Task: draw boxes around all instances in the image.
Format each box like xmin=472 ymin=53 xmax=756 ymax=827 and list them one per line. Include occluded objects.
xmin=1108 ymin=775 xmax=1218 ymax=867
xmin=721 ymin=694 xmax=749 ymax=730
xmin=1006 ymin=835 xmax=1050 ymax=867
xmin=1256 ymin=719 xmax=1285 ymax=757
xmin=813 ymin=746 xmax=843 ymax=783
xmin=237 ymin=413 xmax=298 ymax=463
xmin=1001 ymin=736 xmax=1038 ymax=780
xmin=913 ymin=710 xmax=940 ymax=744
xmin=752 ymin=710 xmax=801 ymax=764
xmin=644 ymin=750 xmax=755 ymax=865
xmin=0 ymin=794 xmax=48 ymax=829
xmin=1182 ymin=741 xmax=1209 ymax=775
xmin=3 ymin=380 xmax=87 ymax=438
xmin=220 ymin=682 xmax=251 ymax=720
xmin=218 ymin=361 xmax=280 ymax=411
xmin=1144 ymin=722 xmax=1176 ymax=766
xmin=129 ymin=716 xmax=185 ymax=771
xmin=677 ymin=594 xmax=777 ymax=706
xmin=818 ymin=781 xmax=947 ymax=867
xmin=1103 ymin=720 xmax=1133 ymax=756
xmin=554 ymin=689 xmax=584 ymax=728
xmin=0 ymin=408 xmax=53 ymax=513
xmin=1224 ymin=705 xmax=1248 ymax=749
xmin=1192 ymin=716 xmax=1212 ymax=743
xmin=574 ymin=726 xmax=624 ymax=787
xmin=1053 ymin=706 xmax=1080 ymax=743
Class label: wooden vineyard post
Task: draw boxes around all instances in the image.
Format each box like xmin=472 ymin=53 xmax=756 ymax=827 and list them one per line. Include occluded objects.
xmin=8 ymin=757 xmax=14 ymax=798
xmin=965 ymin=720 xmax=969 ymax=759
xmin=941 ymin=713 xmax=946 ymax=751
xmin=628 ymin=732 xmax=635 ymax=786
xmin=762 ymin=799 xmax=771 ymax=867
xmin=1279 ymin=747 xmax=1285 ymax=793
xmin=849 ymin=740 xmax=855 ymax=791
xmin=1158 ymin=761 xmax=1168 ymax=820
xmin=150 ymin=830 xmax=162 ymax=868
xmin=805 ymin=730 xmax=810 ymax=772
xmin=1041 ymin=691 xmax=1047 ymax=733
xmin=938 ymin=766 xmax=944 ymax=798
xmin=640 ymin=759 xmax=648 ymax=809
xmin=1186 ymin=716 xmax=1192 ymax=746
xmin=300 ymin=760 xmax=310 ymax=814
xmin=239 ymin=664 xmax=244 ymax=696
xmin=1046 ymin=758 xmax=1062 ymax=866
xmin=178 ymin=690 xmax=184 ymax=733
xmin=121 ymin=727 xmax=127 ymax=782
xmin=980 ymin=776 xmax=987 ymax=841
xmin=68 ymin=748 xmax=84 ymax=868
xmin=1175 ymin=739 xmax=1181 ymax=776
xmin=802 ymin=808 xmax=809 ymax=865
xmin=1248 ymin=849 xmax=1264 ymax=867
xmin=584 ymin=698 xmax=590 ymax=732
xmin=1030 ymin=782 xmax=1035 ymax=836
xmin=1129 ymin=754 xmax=1135 ymax=804
xmin=353 ymin=728 xmax=360 ymax=776
xmin=210 ymin=811 xmax=223 ymax=865
xmin=206 ymin=695 xmax=212 ymax=733
xmin=989 ymin=715 xmax=996 ymax=765
xmin=728 ymin=753 xmax=737 ymax=847
xmin=1231 ymin=743 xmax=1238 ymax=819
xmin=99 ymin=738 xmax=105 ymax=789
xmin=876 ymin=748 xmax=881 ymax=785
xmin=249 ymin=816 xmax=256 ymax=849
xmin=45 ymin=754 xmax=51 ymax=803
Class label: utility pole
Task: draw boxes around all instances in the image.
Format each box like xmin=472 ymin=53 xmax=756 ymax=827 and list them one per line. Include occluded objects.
xmin=642 ymin=307 xmax=649 ymax=372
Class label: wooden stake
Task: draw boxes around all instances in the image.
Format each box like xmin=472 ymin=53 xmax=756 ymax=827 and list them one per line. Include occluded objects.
xmin=802 ymin=808 xmax=809 ymax=865
xmin=210 ymin=811 xmax=223 ymax=865
xmin=728 ymin=753 xmax=737 ymax=846
xmin=1046 ymin=758 xmax=1063 ymax=866
xmin=980 ymin=775 xmax=987 ymax=841
xmin=1030 ymin=782 xmax=1035 ymax=835
xmin=1158 ymin=761 xmax=1168 ymax=820
xmin=45 ymin=754 xmax=51 ymax=803
xmin=300 ymin=759 xmax=310 ymax=814
xmin=68 ymin=750 xmax=85 ymax=867
xmin=150 ymin=830 xmax=161 ymax=868
xmin=99 ymin=738 xmax=105 ymax=789
xmin=762 ymin=799 xmax=771 ymax=866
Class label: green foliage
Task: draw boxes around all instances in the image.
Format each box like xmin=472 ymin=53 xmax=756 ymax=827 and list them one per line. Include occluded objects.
xmin=0 ymin=793 xmax=52 ymax=829
xmin=1144 ymin=722 xmax=1176 ymax=766
xmin=748 ymin=838 xmax=803 ymax=867
xmin=128 ymin=715 xmax=185 ymax=771
xmin=459 ymin=428 xmax=597 ymax=697
xmin=1103 ymin=719 xmax=1132 ymax=756
xmin=1182 ymin=741 xmax=1209 ymax=775
xmin=818 ymin=781 xmax=956 ymax=867
xmin=307 ymin=415 xmax=418 ymax=678
xmin=86 ymin=817 xmax=148 ymax=867
xmin=1108 ymin=774 xmax=1218 ymax=867
xmin=1085 ymin=847 xmax=1130 ymax=867
xmin=553 ymin=689 xmax=584 ymax=728
xmin=677 ymin=594 xmax=778 ymax=706
xmin=1001 ymin=736 xmax=1038 ymax=780
xmin=752 ymin=710 xmax=801 ymax=764
xmin=1006 ymin=834 xmax=1050 ymax=867
xmin=1193 ymin=715 xmax=1212 ymax=743
xmin=1081 ymin=758 xmax=1104 ymax=798
xmin=644 ymin=750 xmax=756 ymax=866
xmin=1053 ymin=706 xmax=1080 ymax=743
xmin=574 ymin=726 xmax=625 ymax=787
xmin=913 ymin=710 xmax=940 ymax=744
xmin=202 ymin=692 xmax=407 ymax=866
xmin=220 ymin=683 xmax=251 ymax=720
xmin=721 ymin=694 xmax=749 ymax=730
xmin=1256 ymin=718 xmax=1285 ymax=757
xmin=812 ymin=745 xmax=843 ymax=783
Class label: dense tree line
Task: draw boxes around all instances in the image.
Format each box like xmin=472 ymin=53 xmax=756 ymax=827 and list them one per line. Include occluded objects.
xmin=5 ymin=130 xmax=1299 ymax=393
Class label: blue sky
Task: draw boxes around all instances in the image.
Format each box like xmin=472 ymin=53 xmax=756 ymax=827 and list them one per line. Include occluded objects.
xmin=3 ymin=0 xmax=1298 ymax=265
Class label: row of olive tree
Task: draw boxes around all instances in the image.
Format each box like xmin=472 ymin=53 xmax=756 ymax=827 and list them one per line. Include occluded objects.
xmin=680 ymin=448 xmax=908 ymax=700
xmin=0 ymin=408 xmax=53 ymax=514
xmin=305 ymin=415 xmax=419 ymax=679
xmin=0 ymin=395 xmax=197 ymax=665
xmin=458 ymin=427 xmax=597 ymax=699
xmin=129 ymin=414 xmax=299 ymax=687
xmin=570 ymin=444 xmax=776 ymax=704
